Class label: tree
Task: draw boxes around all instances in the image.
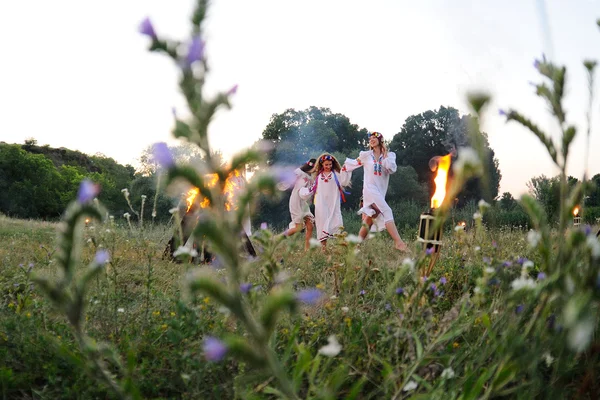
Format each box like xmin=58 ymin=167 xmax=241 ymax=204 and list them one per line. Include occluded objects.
xmin=137 ymin=143 xmax=223 ymax=176
xmin=527 ymin=174 xmax=561 ymax=220
xmin=388 ymin=106 xmax=502 ymax=204
xmin=260 ymin=106 xmax=370 ymax=166
xmin=499 ymin=192 xmax=517 ymax=211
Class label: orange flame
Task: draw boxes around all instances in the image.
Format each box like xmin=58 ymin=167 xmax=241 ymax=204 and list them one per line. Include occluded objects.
xmin=573 ymin=206 xmax=580 ymax=216
xmin=186 ymin=170 xmax=244 ymax=212
xmin=430 ymin=154 xmax=452 ymax=209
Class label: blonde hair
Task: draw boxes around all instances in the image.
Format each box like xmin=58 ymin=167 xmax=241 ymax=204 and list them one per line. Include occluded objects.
xmin=312 ymin=153 xmax=341 ymax=174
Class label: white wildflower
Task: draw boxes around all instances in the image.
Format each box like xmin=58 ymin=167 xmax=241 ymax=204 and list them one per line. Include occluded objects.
xmin=123 ymin=212 xmax=130 ymax=218
xmin=341 ymin=306 xmax=349 ymax=313
xmin=441 ymin=367 xmax=455 ymax=379
xmin=453 ymin=147 xmax=482 ymax=175
xmin=169 ymin=207 xmax=179 ymax=215
xmin=475 ymin=246 xmax=481 ymax=252
xmin=485 ymin=267 xmax=495 ymax=274
xmin=105 ymin=229 xmax=111 ymax=233
xmin=402 ymin=380 xmax=418 ymax=392
xmin=473 ymin=287 xmax=482 ymax=294
xmin=217 ymin=306 xmax=231 ymax=316
xmin=511 ymin=277 xmax=536 ymax=291
xmin=151 ymin=211 xmax=157 ymax=218
xmin=527 ymin=230 xmax=542 ymax=248
xmin=542 ymin=352 xmax=554 ymax=367
xmin=141 ymin=195 xmax=147 ymax=200
xmin=473 ymin=212 xmax=482 ymax=220
xmin=454 ymin=224 xmax=465 ymax=231
xmin=173 ymin=246 xmax=198 ymax=258
xmin=568 ymin=318 xmax=594 ymax=352
xmin=121 ymin=188 xmax=128 ymax=194
xmin=478 ymin=199 xmax=490 ymax=209
xmin=586 ymin=236 xmax=600 ymax=259
xmin=330 ymin=295 xmax=337 ymax=300
xmin=117 ymin=308 xmax=125 ymax=313
xmin=401 ymin=258 xmax=415 ymax=271
xmin=346 ymin=234 xmax=363 ymax=244
xmin=318 ymin=335 xmax=342 ymax=357
xmin=523 ymin=260 xmax=534 ymax=270
xmin=86 ymin=238 xmax=92 ymax=243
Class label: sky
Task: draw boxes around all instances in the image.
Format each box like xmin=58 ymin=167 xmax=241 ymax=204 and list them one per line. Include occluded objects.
xmin=1 ymin=0 xmax=600 ymax=197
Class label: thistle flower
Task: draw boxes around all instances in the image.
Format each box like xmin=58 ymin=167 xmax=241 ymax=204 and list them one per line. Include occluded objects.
xmin=515 ymin=304 xmax=524 ymax=314
xmin=94 ymin=249 xmax=110 ymax=265
xmin=395 ymin=287 xmax=404 ymax=295
xmin=185 ymin=35 xmax=205 ymax=68
xmin=240 ymin=283 xmax=252 ymax=294
xmin=203 ymin=336 xmax=228 ymax=361
xmin=138 ymin=17 xmax=157 ymax=40
xmin=77 ymin=179 xmax=100 ymax=204
xmin=439 ymin=277 xmax=447 ymax=285
xmin=260 ymin=222 xmax=268 ymax=230
xmin=359 ymin=290 xmax=366 ymax=296
xmin=152 ymin=142 xmax=174 ymax=169
xmin=296 ymin=289 xmax=323 ymax=305
xmin=537 ymin=272 xmax=547 ymax=280
xmin=498 ymin=109 xmax=507 ymax=116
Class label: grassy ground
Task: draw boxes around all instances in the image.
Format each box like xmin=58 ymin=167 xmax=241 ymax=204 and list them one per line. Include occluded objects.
xmin=0 ymin=214 xmax=598 ymax=399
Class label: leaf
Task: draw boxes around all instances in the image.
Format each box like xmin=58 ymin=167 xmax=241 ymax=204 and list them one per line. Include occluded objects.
xmin=491 ymin=362 xmax=518 ymax=392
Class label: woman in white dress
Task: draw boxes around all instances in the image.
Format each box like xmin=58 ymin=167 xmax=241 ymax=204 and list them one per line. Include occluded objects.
xmin=284 ymin=158 xmax=316 ymax=250
xmin=300 ymin=153 xmax=351 ymax=249
xmin=343 ymin=132 xmax=408 ymax=251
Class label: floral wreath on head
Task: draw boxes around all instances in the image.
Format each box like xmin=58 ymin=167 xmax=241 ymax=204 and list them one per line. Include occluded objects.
xmin=306 ymin=159 xmax=315 ymax=167
xmin=370 ymin=131 xmax=383 ymax=140
xmin=320 ymin=154 xmax=333 ymax=162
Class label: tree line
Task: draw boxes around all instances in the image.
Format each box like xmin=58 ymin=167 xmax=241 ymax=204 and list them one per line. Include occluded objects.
xmin=2 ymin=106 xmax=598 ymax=228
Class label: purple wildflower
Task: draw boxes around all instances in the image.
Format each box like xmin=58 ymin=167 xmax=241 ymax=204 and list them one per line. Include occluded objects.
xmin=94 ymin=250 xmax=110 ymax=265
xmin=359 ymin=290 xmax=366 ymax=296
xmin=203 ymin=336 xmax=228 ymax=361
xmin=434 ymin=289 xmax=442 ymax=297
xmin=260 ymin=222 xmax=268 ymax=230
xmin=492 ymin=240 xmax=498 ymax=248
xmin=240 ymin=283 xmax=252 ymax=294
xmin=185 ymin=35 xmax=205 ymax=68
xmin=498 ymin=109 xmax=506 ymax=116
xmin=583 ymin=225 xmax=592 ymax=236
xmin=227 ymin=84 xmax=238 ymax=96
xmin=533 ymin=59 xmax=540 ymax=69
xmin=537 ymin=272 xmax=547 ymax=280
xmin=516 ymin=257 xmax=527 ymax=265
xmin=138 ymin=17 xmax=157 ymax=40
xmin=426 ymin=247 xmax=434 ymax=255
xmin=395 ymin=287 xmax=404 ymax=295
xmin=515 ymin=304 xmax=524 ymax=314
xmin=430 ymin=283 xmax=437 ymax=292
xmin=296 ymin=289 xmax=323 ymax=305
xmin=151 ymin=142 xmax=174 ymax=169
xmin=385 ymin=303 xmax=391 ymax=311
xmin=502 ymin=261 xmax=513 ymax=268
xmin=483 ymin=257 xmax=491 ymax=264
xmin=439 ymin=277 xmax=447 ymax=285
xmin=77 ymin=179 xmax=100 ymax=204
xmin=421 ymin=276 xmax=428 ymax=282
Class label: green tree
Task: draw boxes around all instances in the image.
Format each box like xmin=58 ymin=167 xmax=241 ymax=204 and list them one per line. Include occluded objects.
xmin=388 ymin=106 xmax=502 ymax=203
xmin=499 ymin=192 xmax=517 ymax=211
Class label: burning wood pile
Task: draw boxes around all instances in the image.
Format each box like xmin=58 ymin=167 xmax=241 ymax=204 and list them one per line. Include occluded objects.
xmin=164 ymin=170 xmax=256 ymax=263
xmin=417 ymin=154 xmax=451 ymax=276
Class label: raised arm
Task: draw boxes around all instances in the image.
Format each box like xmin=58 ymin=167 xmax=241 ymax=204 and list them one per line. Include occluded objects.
xmin=342 ymin=152 xmax=367 ymax=173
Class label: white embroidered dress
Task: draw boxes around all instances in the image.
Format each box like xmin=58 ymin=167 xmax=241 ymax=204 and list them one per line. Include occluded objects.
xmin=288 ymin=168 xmax=314 ymax=229
xmin=343 ymin=151 xmax=397 ymax=229
xmin=299 ymin=170 xmax=351 ymax=242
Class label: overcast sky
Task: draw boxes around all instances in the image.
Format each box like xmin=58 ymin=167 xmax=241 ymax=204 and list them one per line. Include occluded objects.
xmin=1 ymin=0 xmax=599 ymax=196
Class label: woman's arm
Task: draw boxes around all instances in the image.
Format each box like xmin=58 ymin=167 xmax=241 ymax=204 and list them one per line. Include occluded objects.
xmin=383 ymin=152 xmax=397 ymax=174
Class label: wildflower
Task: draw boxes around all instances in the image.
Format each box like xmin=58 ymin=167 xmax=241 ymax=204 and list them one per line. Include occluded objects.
xmin=483 ymin=257 xmax=491 ymax=264
xmin=168 ymin=207 xmax=179 ymax=215
xmin=359 ymin=290 xmax=366 ymax=296
xmin=121 ymin=188 xmax=129 ymax=195
xmin=123 ymin=212 xmax=130 ymax=218
xmin=430 ymin=283 xmax=437 ymax=292
xmin=543 ymin=352 xmax=554 ymax=366
xmin=402 ymin=380 xmax=418 ymax=392
xmin=318 ymin=335 xmax=342 ymax=357
xmin=227 ymin=84 xmax=238 ymax=95
xmin=344 ymin=317 xmax=352 ymax=327
xmin=522 ymin=260 xmax=534 ymax=270
xmin=385 ymin=303 xmax=392 ymax=311
xmin=474 ymin=246 xmax=481 ymax=251
xmin=94 ymin=249 xmax=110 ymax=265
xmin=26 ymin=312 xmax=32 ymax=318
xmin=515 ymin=304 xmax=524 ymax=314
xmin=152 ymin=142 xmax=174 ymax=169
xmin=395 ymin=287 xmax=404 ymax=295
xmin=527 ymin=230 xmax=542 ymax=248
xmin=161 ymin=324 xmax=168 ymax=330
xmin=473 ymin=212 xmax=482 ymax=220
xmin=454 ymin=147 xmax=482 ymax=175
xmin=77 ymin=179 xmax=100 ymax=204
xmin=439 ymin=277 xmax=447 ymax=285
xmin=478 ymin=199 xmax=490 ymax=209
xmin=296 ymin=289 xmax=323 ymax=305
xmin=492 ymin=240 xmax=497 ymax=248
xmin=454 ymin=224 xmax=465 ymax=231
xmin=441 ymin=367 xmax=455 ymax=379
xmin=498 ymin=109 xmax=507 ymax=116
xmin=152 ymin=311 xmax=160 ymax=316
xmin=568 ymin=318 xmax=594 ymax=352
xmin=502 ymin=261 xmax=513 ymax=267
xmin=586 ymin=236 xmax=600 ymax=259
xmin=240 ymin=283 xmax=252 ymax=294
xmin=141 ymin=195 xmax=147 ymax=200
xmin=511 ymin=277 xmax=536 ymax=291
xmin=516 ymin=257 xmax=527 ymax=265
xmin=346 ymin=234 xmax=362 ymax=244
xmin=203 ymin=336 xmax=228 ymax=361
xmin=170 ymin=312 xmax=176 ymax=317
xmin=185 ymin=35 xmax=205 ymax=68
xmin=453 ymin=342 xmax=460 ymax=348
xmin=426 ymin=247 xmax=434 ymax=255
xmin=117 ymin=308 xmax=125 ymax=313
xmin=485 ymin=267 xmax=495 ymax=274
xmin=341 ymin=306 xmax=349 ymax=313
xmin=583 ymin=225 xmax=592 ymax=236
xmin=260 ymin=222 xmax=268 ymax=230
xmin=537 ymin=272 xmax=547 ymax=280
xmin=401 ymin=258 xmax=415 ymax=271
xmin=315 ymin=283 xmax=325 ymax=289
xmin=138 ymin=17 xmax=157 ymax=40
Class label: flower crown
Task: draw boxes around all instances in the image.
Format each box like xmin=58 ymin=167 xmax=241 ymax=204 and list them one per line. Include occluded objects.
xmin=306 ymin=159 xmax=315 ymax=167
xmin=370 ymin=131 xmax=383 ymax=140
xmin=320 ymin=154 xmax=333 ymax=162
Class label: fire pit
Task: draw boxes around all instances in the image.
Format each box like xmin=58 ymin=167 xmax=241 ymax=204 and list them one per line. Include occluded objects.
xmin=417 ymin=154 xmax=451 ymax=276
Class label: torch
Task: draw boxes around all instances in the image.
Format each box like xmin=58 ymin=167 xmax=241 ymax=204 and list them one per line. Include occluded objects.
xmin=573 ymin=206 xmax=581 ymax=227
xmin=418 ymin=154 xmax=451 ymax=276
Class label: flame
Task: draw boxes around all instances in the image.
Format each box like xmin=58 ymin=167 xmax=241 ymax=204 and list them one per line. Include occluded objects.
xmin=85 ymin=218 xmax=90 ymax=225
xmin=459 ymin=221 xmax=466 ymax=227
xmin=430 ymin=155 xmax=452 ymax=209
xmin=573 ymin=206 xmax=580 ymax=216
xmin=186 ymin=170 xmax=244 ymax=212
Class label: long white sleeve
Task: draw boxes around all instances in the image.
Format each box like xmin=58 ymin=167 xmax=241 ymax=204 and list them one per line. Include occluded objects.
xmin=382 ymin=152 xmax=397 ymax=174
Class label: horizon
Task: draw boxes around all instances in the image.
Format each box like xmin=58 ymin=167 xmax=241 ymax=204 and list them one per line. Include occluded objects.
xmin=1 ymin=0 xmax=600 ymax=197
